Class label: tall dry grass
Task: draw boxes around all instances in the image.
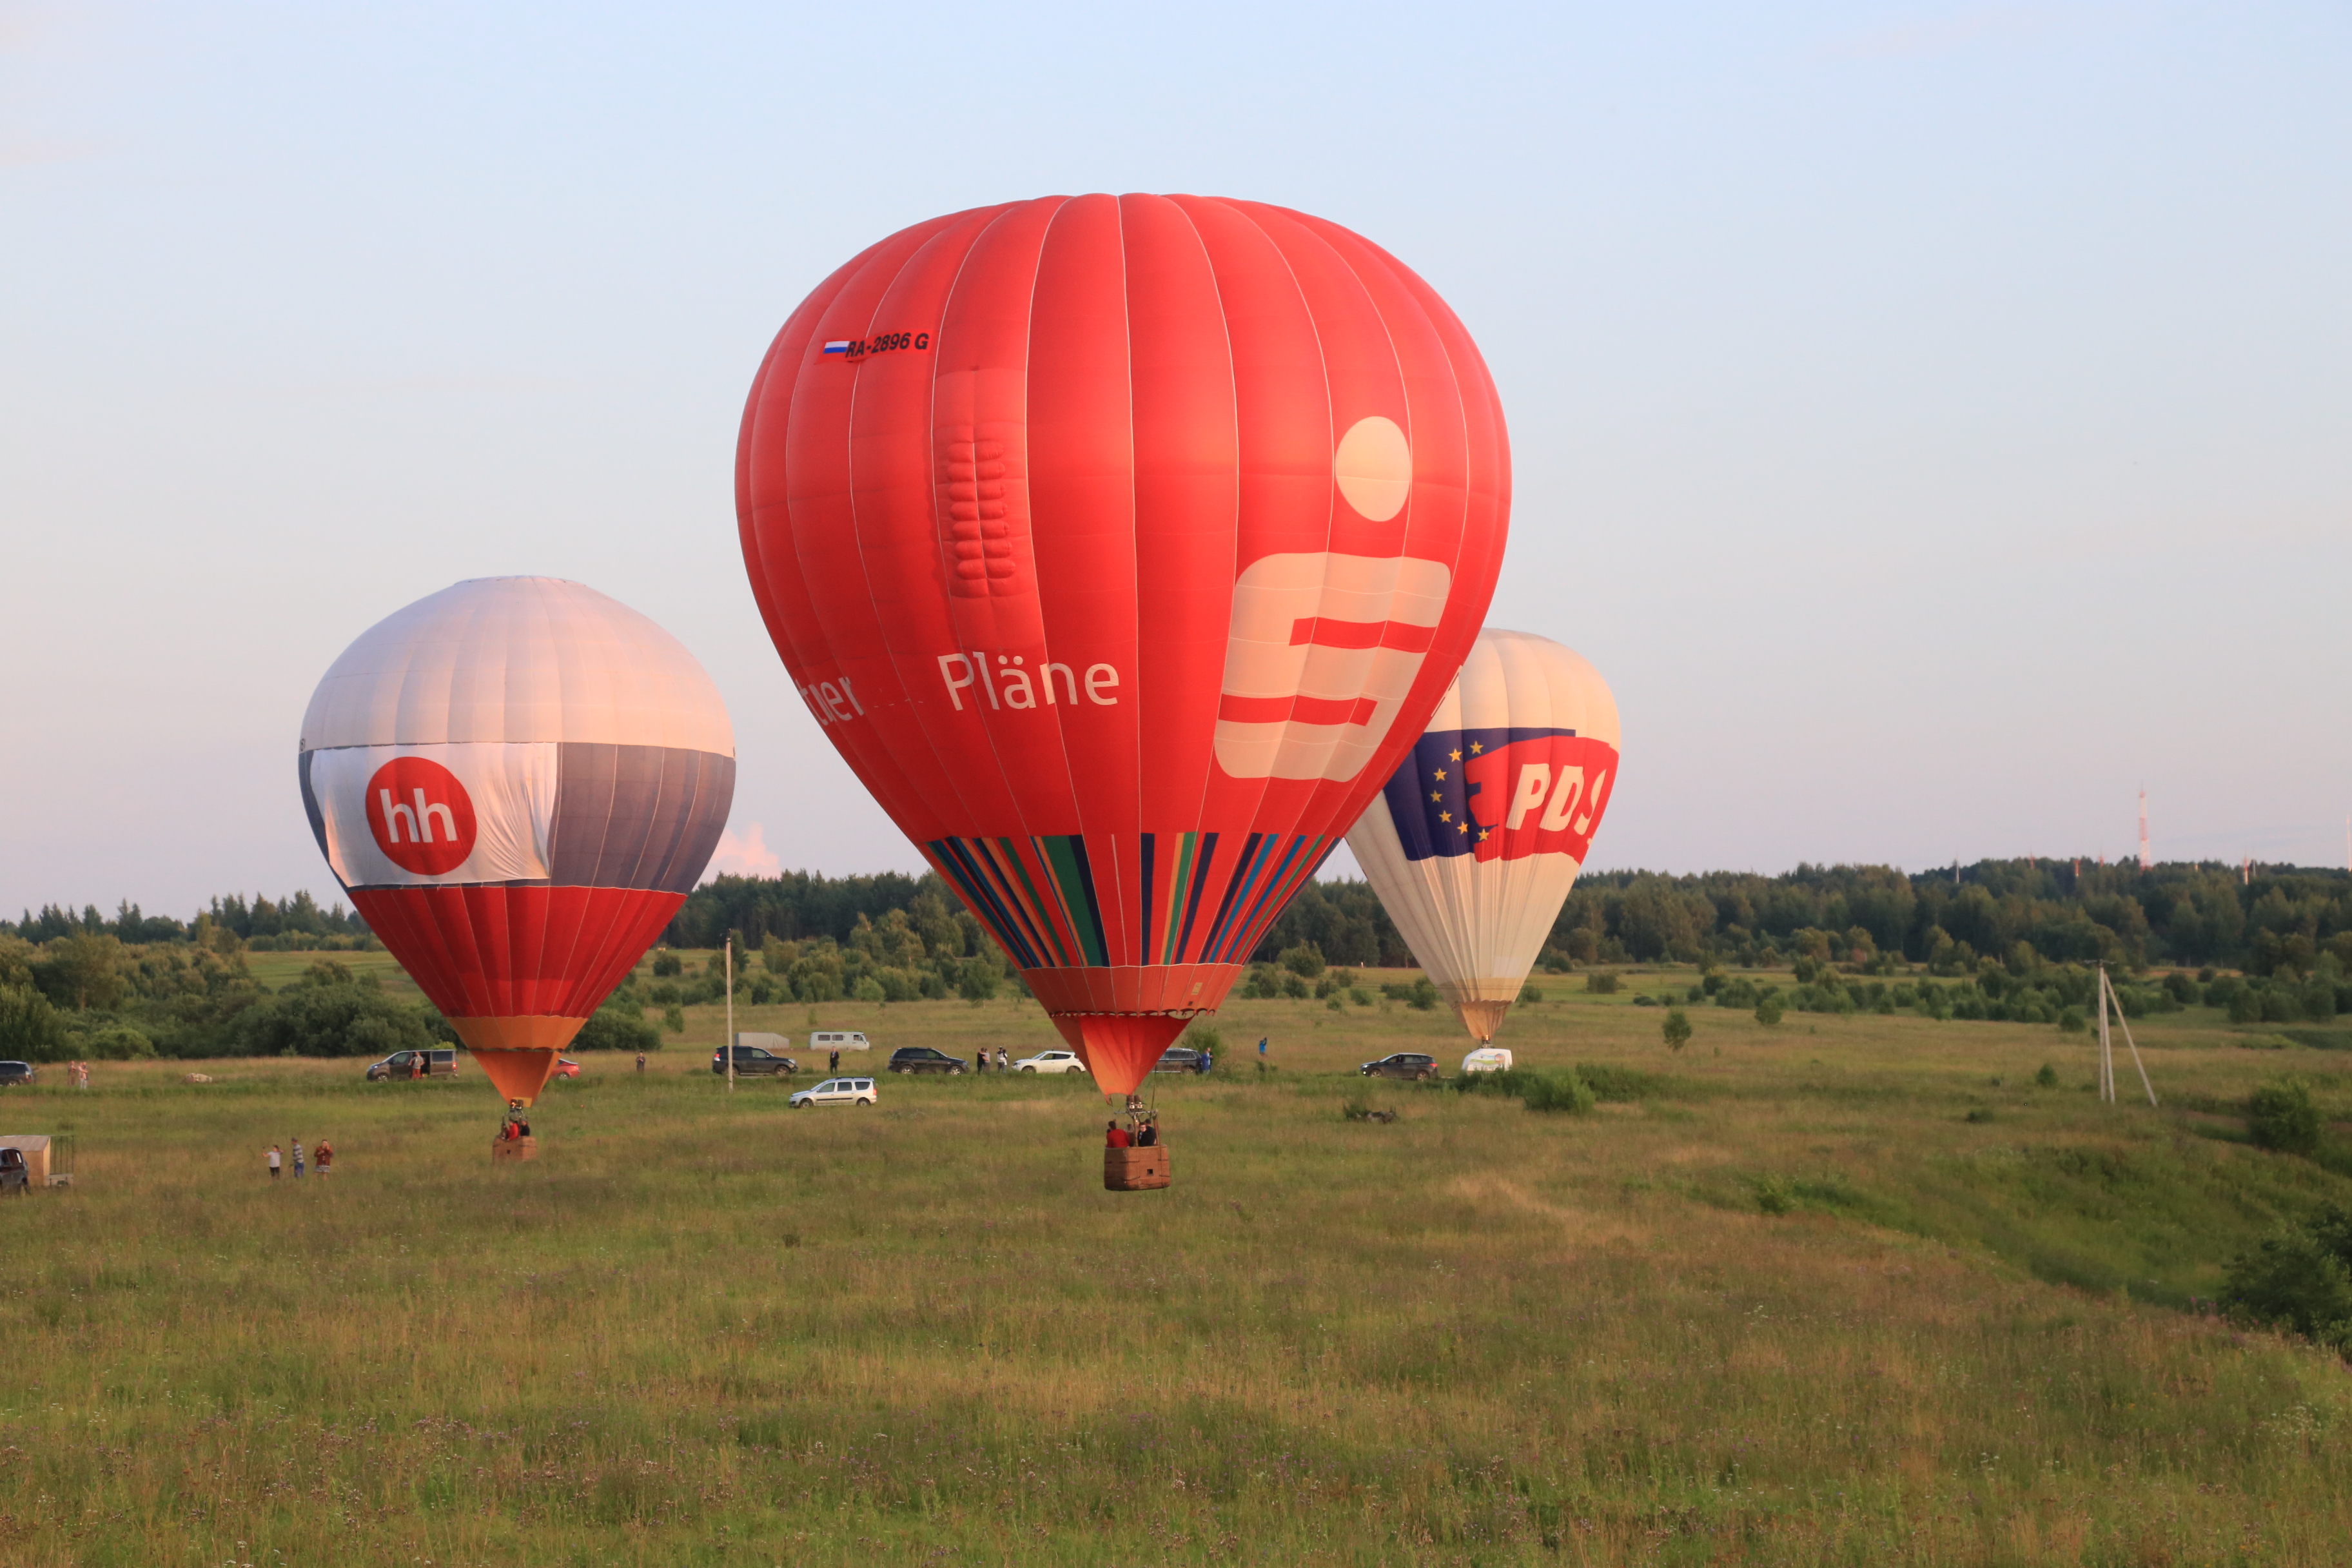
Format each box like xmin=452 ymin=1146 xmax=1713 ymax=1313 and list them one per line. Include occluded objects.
xmin=1 ymin=972 xmax=2348 ymax=1564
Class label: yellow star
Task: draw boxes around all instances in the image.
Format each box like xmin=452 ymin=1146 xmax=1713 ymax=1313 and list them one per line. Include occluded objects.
xmin=1433 ymin=769 xmax=1446 ymax=781
xmin=1468 ymin=741 xmax=1484 ymax=754
xmin=1478 ymin=828 xmax=1489 ymax=840
xmin=1429 ymin=791 xmax=1442 ymax=803
xmin=1438 ymin=811 xmax=1451 ymax=823
xmin=1449 ymin=749 xmax=1462 ymax=761
xmin=1456 ymin=821 xmax=1469 ymax=834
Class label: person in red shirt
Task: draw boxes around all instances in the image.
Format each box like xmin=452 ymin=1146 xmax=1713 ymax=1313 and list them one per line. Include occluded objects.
xmin=1104 ymin=1120 xmax=1131 ymax=1149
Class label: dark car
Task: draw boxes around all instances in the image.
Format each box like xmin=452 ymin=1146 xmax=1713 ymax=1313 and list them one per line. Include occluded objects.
xmin=365 ymin=1048 xmax=459 ymax=1082
xmin=712 ymin=1044 xmax=798 ymax=1077
xmin=1360 ymin=1052 xmax=1438 ymax=1081
xmin=888 ymin=1046 xmax=967 ymax=1075
xmin=1152 ymin=1046 xmax=1206 ymax=1074
xmin=0 ymin=1061 xmax=36 ymax=1087
xmin=0 ymin=1147 xmax=26 ymax=1195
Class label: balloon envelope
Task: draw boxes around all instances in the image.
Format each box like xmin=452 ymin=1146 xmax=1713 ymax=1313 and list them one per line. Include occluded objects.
xmin=299 ymin=578 xmax=734 ymax=1105
xmin=1346 ymin=629 xmax=1620 ymax=1045
xmin=738 ymin=195 xmax=1510 ymax=1093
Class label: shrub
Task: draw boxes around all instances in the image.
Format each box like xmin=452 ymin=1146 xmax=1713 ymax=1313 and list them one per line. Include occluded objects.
xmin=1633 ymin=994 xmax=1658 ymax=1008
xmin=1519 ymin=1072 xmax=1596 ymax=1115
xmin=1575 ymin=1063 xmax=1669 ymax=1102
xmin=1519 ymin=983 xmax=1543 ymax=1005
xmin=1755 ymin=1177 xmax=1795 ymax=1215
xmin=2224 ymin=1206 xmax=2352 ymax=1351
xmin=574 ymin=1005 xmax=660 ymax=1054
xmin=2034 ymin=1063 xmax=2059 ymax=1088
xmin=1661 ymin=1008 xmax=1692 ymax=1052
xmin=1280 ymin=972 xmax=1311 ymax=999
xmin=1349 ymin=987 xmax=1375 ymax=1006
xmin=2057 ymin=1007 xmax=2086 ymax=1034
xmin=0 ymin=985 xmax=68 ymax=1061
xmin=1583 ymin=971 xmax=1620 ymax=995
xmin=663 ymin=1004 xmax=687 ymax=1034
xmin=957 ymin=960 xmax=1000 ymax=1004
xmin=651 ymin=952 xmax=682 ymax=977
xmin=1277 ymin=944 xmax=1326 ymax=980
xmin=2248 ymin=1078 xmax=2324 ymax=1157
xmin=1755 ymin=994 xmax=1785 ymax=1027
xmin=1406 ymin=977 xmax=1438 ymax=1012
xmin=854 ymin=976 xmax=887 ymax=1003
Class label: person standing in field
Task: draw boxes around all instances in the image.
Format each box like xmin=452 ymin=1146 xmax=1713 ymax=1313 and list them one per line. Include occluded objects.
xmin=828 ymin=1049 xmax=839 ymax=1074
xmin=291 ymin=1139 xmax=305 ymax=1179
xmin=267 ymin=1145 xmax=282 ymax=1179
xmin=315 ymin=1139 xmax=333 ymax=1175
xmin=636 ymin=1051 xmax=646 ymax=1075
xmin=409 ymin=1054 xmax=424 ymax=1081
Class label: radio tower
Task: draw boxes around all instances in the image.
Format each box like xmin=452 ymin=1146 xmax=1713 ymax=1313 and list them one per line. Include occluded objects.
xmin=2137 ymin=789 xmax=2151 ymax=871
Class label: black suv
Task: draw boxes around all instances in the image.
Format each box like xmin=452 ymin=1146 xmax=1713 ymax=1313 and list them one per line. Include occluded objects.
xmin=712 ymin=1044 xmax=798 ymax=1077
xmin=0 ymin=1061 xmax=34 ymax=1087
xmin=1360 ymin=1052 xmax=1438 ymax=1081
xmin=888 ymin=1046 xmax=967 ymax=1075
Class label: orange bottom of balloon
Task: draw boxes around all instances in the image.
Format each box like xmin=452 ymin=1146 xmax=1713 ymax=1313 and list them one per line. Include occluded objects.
xmin=1026 ymin=963 xmax=1242 ymax=1095
xmin=447 ymin=1015 xmax=585 ymax=1107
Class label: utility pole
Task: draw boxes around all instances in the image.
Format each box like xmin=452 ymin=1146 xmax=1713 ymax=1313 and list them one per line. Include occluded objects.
xmin=725 ymin=936 xmax=735 ymax=1095
xmin=2138 ymin=789 xmax=2151 ymax=871
xmin=2094 ymin=962 xmax=2157 ymax=1108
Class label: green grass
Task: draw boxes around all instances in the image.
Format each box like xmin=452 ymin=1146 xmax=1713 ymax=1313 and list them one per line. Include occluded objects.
xmin=4 ymin=969 xmax=2352 ymax=1564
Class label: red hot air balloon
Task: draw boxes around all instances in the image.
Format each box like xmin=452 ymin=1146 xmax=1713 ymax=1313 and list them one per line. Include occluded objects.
xmin=300 ymin=578 xmax=735 ymax=1112
xmin=738 ymin=196 xmax=1509 ymax=1095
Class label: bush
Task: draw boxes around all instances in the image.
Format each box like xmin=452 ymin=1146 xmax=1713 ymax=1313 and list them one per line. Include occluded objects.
xmin=956 ymin=960 xmax=1000 ymax=1004
xmin=1574 ymin=1063 xmax=1669 ymax=1102
xmin=75 ymin=1021 xmax=156 ymax=1060
xmin=662 ymin=1004 xmax=687 ymax=1034
xmin=2057 ymin=1006 xmax=2086 ymax=1034
xmin=0 ymin=985 xmax=68 ymax=1061
xmin=1755 ymin=1177 xmax=1796 ymax=1216
xmin=2034 ymin=1063 xmax=2059 ymax=1088
xmin=1583 ymin=971 xmax=1620 ymax=995
xmin=651 ymin=951 xmax=682 ymax=977
xmin=2248 ymin=1078 xmax=2325 ymax=1157
xmin=1661 ymin=1008 xmax=1692 ymax=1052
xmin=1755 ymin=994 xmax=1785 ymax=1027
xmin=1277 ymin=944 xmax=1326 ymax=979
xmin=235 ymin=984 xmax=439 ymax=1059
xmin=573 ymin=1006 xmax=660 ymax=1054
xmin=2225 ymin=1206 xmax=2352 ymax=1351
xmin=1519 ymin=1071 xmax=1596 ymax=1115
xmin=1280 ymin=972 xmax=1311 ymax=999
xmin=1349 ymin=987 xmax=1375 ymax=1006
xmin=1519 ymin=983 xmax=1543 ymax=1004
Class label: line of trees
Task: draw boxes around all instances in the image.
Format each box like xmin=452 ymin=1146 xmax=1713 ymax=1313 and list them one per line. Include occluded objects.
xmin=5 ymin=892 xmax=375 ymax=952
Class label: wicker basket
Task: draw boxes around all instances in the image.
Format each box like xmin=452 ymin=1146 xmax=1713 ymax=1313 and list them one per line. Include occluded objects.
xmin=1104 ymin=1144 xmax=1170 ymax=1191
xmin=491 ymin=1135 xmax=539 ymax=1163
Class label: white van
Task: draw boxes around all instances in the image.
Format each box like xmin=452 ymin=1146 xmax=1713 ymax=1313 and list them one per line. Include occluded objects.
xmin=808 ymin=1031 xmax=871 ymax=1053
xmin=1460 ymin=1047 xmax=1514 ymax=1073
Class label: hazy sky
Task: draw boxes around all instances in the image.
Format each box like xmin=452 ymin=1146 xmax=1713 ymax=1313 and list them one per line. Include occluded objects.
xmin=5 ymin=1 xmax=2347 ymax=919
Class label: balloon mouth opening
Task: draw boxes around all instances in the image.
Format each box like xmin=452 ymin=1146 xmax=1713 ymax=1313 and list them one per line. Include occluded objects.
xmin=1051 ymin=1014 xmax=1195 ymax=1097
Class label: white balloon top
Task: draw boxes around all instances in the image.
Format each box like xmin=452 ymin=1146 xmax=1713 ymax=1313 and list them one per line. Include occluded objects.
xmin=300 ymin=577 xmax=734 ymax=754
xmin=1434 ymin=627 xmax=1621 ymax=745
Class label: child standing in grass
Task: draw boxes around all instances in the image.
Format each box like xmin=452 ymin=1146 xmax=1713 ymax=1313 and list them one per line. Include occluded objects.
xmin=315 ymin=1140 xmax=333 ymax=1175
xmin=267 ymin=1145 xmax=282 ymax=1179
xmin=291 ymin=1139 xmax=304 ymax=1179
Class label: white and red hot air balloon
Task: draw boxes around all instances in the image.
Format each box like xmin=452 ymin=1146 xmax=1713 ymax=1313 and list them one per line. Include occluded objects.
xmin=299 ymin=578 xmax=734 ymax=1113
xmin=1346 ymin=630 xmax=1620 ymax=1048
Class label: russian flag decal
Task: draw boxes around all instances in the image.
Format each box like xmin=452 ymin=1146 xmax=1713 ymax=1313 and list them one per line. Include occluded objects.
xmin=822 ymin=341 xmax=851 ymax=357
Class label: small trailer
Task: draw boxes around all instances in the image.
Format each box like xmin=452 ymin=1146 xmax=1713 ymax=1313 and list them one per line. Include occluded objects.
xmin=0 ymin=1133 xmax=73 ymax=1189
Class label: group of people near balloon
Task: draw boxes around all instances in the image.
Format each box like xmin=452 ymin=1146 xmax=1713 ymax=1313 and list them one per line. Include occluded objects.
xmin=297 ymin=195 xmax=1615 ymax=1184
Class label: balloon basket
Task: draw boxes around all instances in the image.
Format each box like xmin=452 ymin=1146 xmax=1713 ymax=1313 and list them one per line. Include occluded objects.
xmin=1104 ymin=1144 xmax=1170 ymax=1191
xmin=491 ymin=1135 xmax=539 ymax=1164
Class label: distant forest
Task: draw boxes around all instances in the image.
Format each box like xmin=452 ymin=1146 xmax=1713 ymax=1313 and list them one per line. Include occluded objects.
xmin=665 ymin=858 xmax=2352 ymax=978
xmin=13 ymin=858 xmax=2349 ymax=977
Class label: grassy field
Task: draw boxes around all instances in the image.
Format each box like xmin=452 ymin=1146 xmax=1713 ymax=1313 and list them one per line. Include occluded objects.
xmin=3 ymin=966 xmax=2351 ymax=1565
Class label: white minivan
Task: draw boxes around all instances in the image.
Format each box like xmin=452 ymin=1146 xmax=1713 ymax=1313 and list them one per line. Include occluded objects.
xmin=789 ymin=1077 xmax=877 ymax=1108
xmin=1460 ymin=1047 xmax=1514 ymax=1073
xmin=808 ymin=1031 xmax=872 ymax=1054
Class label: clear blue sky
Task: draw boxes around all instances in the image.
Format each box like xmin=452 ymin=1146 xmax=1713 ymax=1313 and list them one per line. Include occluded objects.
xmin=4 ymin=1 xmax=2347 ymax=917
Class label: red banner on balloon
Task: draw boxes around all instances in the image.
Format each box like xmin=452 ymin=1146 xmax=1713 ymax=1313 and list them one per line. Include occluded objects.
xmin=1461 ymin=735 xmax=1620 ymax=865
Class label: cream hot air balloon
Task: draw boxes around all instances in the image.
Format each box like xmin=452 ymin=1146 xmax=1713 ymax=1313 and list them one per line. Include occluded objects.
xmin=1345 ymin=629 xmax=1620 ymax=1047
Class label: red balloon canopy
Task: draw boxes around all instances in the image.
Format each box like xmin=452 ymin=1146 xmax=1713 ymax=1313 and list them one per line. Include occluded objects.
xmin=738 ymin=195 xmax=1510 ymax=1093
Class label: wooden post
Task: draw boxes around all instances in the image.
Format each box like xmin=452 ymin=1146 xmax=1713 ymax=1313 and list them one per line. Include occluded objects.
xmin=2104 ymin=967 xmax=2157 ymax=1107
xmin=725 ymin=937 xmax=735 ymax=1096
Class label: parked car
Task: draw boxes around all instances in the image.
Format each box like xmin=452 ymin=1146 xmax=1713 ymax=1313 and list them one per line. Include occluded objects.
xmin=808 ymin=1030 xmax=872 ymax=1055
xmin=1152 ymin=1046 xmax=1206 ymax=1073
xmin=0 ymin=1146 xmax=26 ymax=1195
xmin=549 ymin=1057 xmax=582 ymax=1080
xmin=0 ymin=1061 xmax=34 ymax=1087
xmin=365 ymin=1049 xmax=459 ymax=1081
xmin=1360 ymin=1052 xmax=1438 ymax=1081
xmin=1013 ymin=1049 xmax=1088 ymax=1074
xmin=712 ymin=1044 xmax=798 ymax=1077
xmin=888 ymin=1046 xmax=966 ymax=1075
xmin=789 ymin=1076 xmax=878 ymax=1108
xmin=1460 ymin=1047 xmax=1513 ymax=1073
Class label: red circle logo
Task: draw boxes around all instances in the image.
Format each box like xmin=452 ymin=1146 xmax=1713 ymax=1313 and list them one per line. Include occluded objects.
xmin=363 ymin=756 xmax=479 ymax=876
